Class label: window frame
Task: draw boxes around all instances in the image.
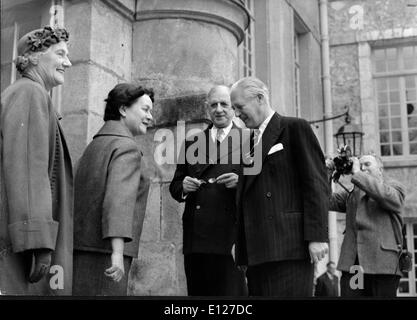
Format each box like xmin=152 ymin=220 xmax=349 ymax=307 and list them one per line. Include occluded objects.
xmin=372 ymin=44 xmax=417 ymax=159
xmin=238 ymin=0 xmax=255 ymax=78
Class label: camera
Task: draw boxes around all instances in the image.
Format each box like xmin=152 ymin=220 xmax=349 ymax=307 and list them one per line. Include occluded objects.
xmin=331 ymin=145 xmax=353 ymax=182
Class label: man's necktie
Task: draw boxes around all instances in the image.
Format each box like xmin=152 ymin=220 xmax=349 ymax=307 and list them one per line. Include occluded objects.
xmin=216 ymin=128 xmax=225 ymax=143
xmin=253 ymin=129 xmax=260 ymax=146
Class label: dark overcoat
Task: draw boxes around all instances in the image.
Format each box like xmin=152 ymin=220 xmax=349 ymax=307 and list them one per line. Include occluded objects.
xmin=0 ymin=76 xmax=73 ymax=295
xmin=73 ymin=120 xmax=149 ymax=258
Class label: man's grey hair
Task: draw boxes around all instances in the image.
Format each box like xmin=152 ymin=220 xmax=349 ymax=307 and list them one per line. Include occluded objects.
xmin=206 ymin=84 xmax=231 ymax=102
xmin=361 ymin=152 xmax=384 ymax=169
xmin=230 ymin=77 xmax=270 ymax=105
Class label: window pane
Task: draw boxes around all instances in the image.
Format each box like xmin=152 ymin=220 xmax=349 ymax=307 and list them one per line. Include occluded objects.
xmin=390 ymin=104 xmax=401 ymax=116
xmin=404 ymin=58 xmax=415 ymax=70
xmin=387 ymin=60 xmax=399 ymax=72
xmin=380 ymin=132 xmax=389 ymax=143
xmin=391 ymin=118 xmax=401 ymax=129
xmin=408 ymin=103 xmax=416 ymax=116
xmin=403 ymin=46 xmax=414 ymax=57
xmin=410 ymin=143 xmax=417 ymax=155
xmin=406 ymin=90 xmax=416 ymax=102
xmin=409 ymin=129 xmax=417 ymax=141
xmin=374 ymin=49 xmax=386 ymax=59
xmin=405 ymin=76 xmax=416 ymax=89
xmin=391 ymin=131 xmax=402 ymax=142
xmin=376 ymin=79 xmax=387 ymax=91
xmin=409 ymin=116 xmax=417 ymax=128
xmin=379 ymin=105 xmax=388 ymax=117
xmin=381 ymin=144 xmax=391 ymax=156
xmin=375 ymin=60 xmax=386 ymax=73
xmin=398 ymin=281 xmax=409 ymax=293
xmin=378 ymin=92 xmax=388 ymax=104
xmin=386 ymin=48 xmax=397 ymax=59
xmin=413 ymin=223 xmax=417 ymax=234
xmin=388 ymin=78 xmax=399 ymax=90
xmin=379 ymin=119 xmax=389 ymax=130
xmin=389 ymin=91 xmax=400 ymax=103
xmin=393 ymin=144 xmax=403 ymax=155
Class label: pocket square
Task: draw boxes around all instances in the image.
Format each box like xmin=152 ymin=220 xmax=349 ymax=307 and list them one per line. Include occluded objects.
xmin=268 ymin=143 xmax=283 ymax=155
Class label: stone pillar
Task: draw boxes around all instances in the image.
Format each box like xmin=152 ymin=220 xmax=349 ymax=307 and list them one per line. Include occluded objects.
xmin=128 ymin=0 xmax=249 ymax=295
xmin=61 ymin=0 xmax=134 ymax=161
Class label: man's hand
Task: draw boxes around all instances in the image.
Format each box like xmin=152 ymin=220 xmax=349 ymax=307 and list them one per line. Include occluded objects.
xmin=182 ymin=176 xmax=203 ymax=194
xmin=351 ymin=157 xmax=360 ymax=174
xmin=28 ymin=249 xmax=52 ymax=283
xmin=105 ymin=252 xmax=125 ymax=282
xmin=308 ymin=242 xmax=329 ymax=264
xmin=325 ymin=158 xmax=335 ymax=171
xmin=216 ymin=172 xmax=239 ymax=189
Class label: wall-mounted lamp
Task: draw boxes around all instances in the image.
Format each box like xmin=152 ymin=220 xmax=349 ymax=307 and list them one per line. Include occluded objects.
xmin=309 ymin=106 xmax=364 ymax=157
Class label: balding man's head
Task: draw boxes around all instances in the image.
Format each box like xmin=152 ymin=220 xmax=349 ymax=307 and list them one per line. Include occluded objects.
xmin=206 ymin=85 xmax=234 ymax=128
xmin=207 ymin=85 xmax=230 ymax=101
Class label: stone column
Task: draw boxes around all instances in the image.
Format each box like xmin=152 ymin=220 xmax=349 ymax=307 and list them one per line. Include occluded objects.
xmin=129 ymin=0 xmax=249 ymax=295
xmin=61 ymin=0 xmax=134 ymax=161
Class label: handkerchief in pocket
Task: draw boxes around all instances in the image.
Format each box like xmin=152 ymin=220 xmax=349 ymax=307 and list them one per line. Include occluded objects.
xmin=268 ymin=143 xmax=284 ymax=155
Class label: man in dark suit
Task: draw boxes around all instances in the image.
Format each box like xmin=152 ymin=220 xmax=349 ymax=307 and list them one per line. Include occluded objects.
xmin=169 ymin=85 xmax=247 ymax=296
xmin=230 ymin=77 xmax=329 ymax=297
xmin=315 ymin=261 xmax=339 ymax=297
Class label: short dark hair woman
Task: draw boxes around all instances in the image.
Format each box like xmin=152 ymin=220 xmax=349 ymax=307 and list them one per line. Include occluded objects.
xmin=73 ymin=83 xmax=153 ymax=295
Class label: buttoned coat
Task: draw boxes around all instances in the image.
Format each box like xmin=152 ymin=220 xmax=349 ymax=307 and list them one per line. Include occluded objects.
xmin=169 ymin=124 xmax=243 ymax=255
xmin=236 ymin=113 xmax=329 ymax=266
xmin=329 ymin=172 xmax=406 ymax=276
xmin=0 ymin=76 xmax=73 ymax=295
xmin=73 ymin=120 xmax=149 ymax=258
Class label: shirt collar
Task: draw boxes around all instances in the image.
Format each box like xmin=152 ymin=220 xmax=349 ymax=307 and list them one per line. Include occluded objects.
xmin=326 ymin=272 xmax=334 ymax=280
xmin=210 ymin=121 xmax=233 ymax=142
xmin=257 ymin=110 xmax=275 ymax=139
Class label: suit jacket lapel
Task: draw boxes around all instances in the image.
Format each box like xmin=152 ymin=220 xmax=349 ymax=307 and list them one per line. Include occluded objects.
xmin=242 ymin=113 xmax=285 ymax=194
xmin=192 ymin=128 xmax=213 ymax=179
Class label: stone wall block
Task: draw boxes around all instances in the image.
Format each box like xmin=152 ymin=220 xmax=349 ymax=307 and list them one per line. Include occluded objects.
xmin=91 ymin=0 xmax=132 ymax=80
xmin=128 ymin=242 xmax=179 ymax=296
xmin=161 ymin=183 xmax=184 ymax=243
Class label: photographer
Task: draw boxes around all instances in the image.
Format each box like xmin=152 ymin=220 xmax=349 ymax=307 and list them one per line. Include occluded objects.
xmin=326 ymin=153 xmax=406 ymax=297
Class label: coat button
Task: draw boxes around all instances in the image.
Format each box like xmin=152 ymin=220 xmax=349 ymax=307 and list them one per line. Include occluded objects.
xmin=196 ymin=205 xmax=201 ymax=210
xmin=266 ymin=192 xmax=271 ymax=198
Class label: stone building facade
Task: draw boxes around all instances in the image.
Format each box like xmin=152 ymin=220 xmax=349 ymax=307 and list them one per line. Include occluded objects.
xmin=328 ymin=0 xmax=417 ymax=296
xmin=8 ymin=0 xmax=414 ymax=296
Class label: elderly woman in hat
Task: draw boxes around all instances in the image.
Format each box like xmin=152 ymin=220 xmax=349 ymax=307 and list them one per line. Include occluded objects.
xmin=73 ymin=83 xmax=153 ymax=296
xmin=0 ymin=26 xmax=73 ymax=295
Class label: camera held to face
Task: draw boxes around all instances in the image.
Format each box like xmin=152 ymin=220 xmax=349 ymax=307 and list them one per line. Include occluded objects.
xmin=332 ymin=145 xmax=353 ymax=182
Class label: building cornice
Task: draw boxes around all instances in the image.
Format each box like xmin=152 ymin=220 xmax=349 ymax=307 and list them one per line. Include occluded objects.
xmin=101 ymin=0 xmax=135 ymax=22
xmin=136 ymin=9 xmax=245 ymax=43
